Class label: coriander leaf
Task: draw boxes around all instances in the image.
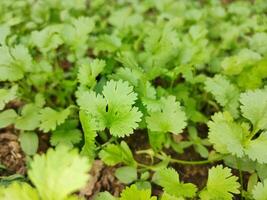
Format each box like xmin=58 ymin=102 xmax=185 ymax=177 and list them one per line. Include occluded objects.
xmin=19 ymin=132 xmax=39 ymax=156
xmin=161 ymin=192 xmax=185 ymax=200
xmin=31 ymin=25 xmax=63 ymax=53
xmin=0 ymin=109 xmax=18 ymax=128
xmin=50 ymin=120 xmax=82 ymax=148
xmin=107 ymin=106 xmax=142 ymax=137
xmin=0 ymin=25 xmax=10 ymax=45
xmin=78 ymin=59 xmax=105 ymax=88
xmin=205 ymin=75 xmax=239 ymax=117
xmin=245 ymin=133 xmax=267 ymax=164
xmin=15 ymin=104 xmax=42 ymax=131
xmin=120 ymin=185 xmax=156 ymax=200
xmin=28 ymin=146 xmax=90 ymax=200
xmin=62 ymin=17 xmax=94 ymax=53
xmin=252 ymin=179 xmax=267 ymax=200
xmin=79 ymin=110 xmax=97 ymax=159
xmin=94 ymin=192 xmax=117 ymax=200
xmin=0 ymin=45 xmax=32 ymax=81
xmin=208 ymin=112 xmax=245 ymax=157
xmin=240 ymin=90 xmax=267 ymax=130
xmin=222 ymin=49 xmax=261 ymax=75
xmin=99 ymin=142 xmax=136 ymax=167
xmin=153 ymin=168 xmax=197 ymax=198
xmin=146 ymin=96 xmax=187 ymax=134
xmin=249 ymin=33 xmax=267 ymax=55
xmin=77 ymin=80 xmax=142 ymax=137
xmin=102 ymin=79 xmax=137 ymax=108
xmin=39 ymin=107 xmax=71 ymax=132
xmin=200 ymin=165 xmax=240 ymax=200
xmin=115 ymin=166 xmax=137 ymax=184
xmin=0 ymin=85 xmax=17 ymax=110
xmin=0 ymin=182 xmax=39 ymax=200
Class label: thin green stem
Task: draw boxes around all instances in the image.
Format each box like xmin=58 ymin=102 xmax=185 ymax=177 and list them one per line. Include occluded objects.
xmin=137 ymin=162 xmax=156 ymax=170
xmin=155 ymin=154 xmax=225 ymax=165
xmin=236 ymin=158 xmax=244 ymax=200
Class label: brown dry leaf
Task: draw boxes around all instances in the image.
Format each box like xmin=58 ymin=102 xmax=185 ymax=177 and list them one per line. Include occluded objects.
xmin=80 ymin=160 xmax=124 ymax=199
xmin=0 ymin=132 xmax=26 ymax=175
xmin=80 ymin=160 xmax=104 ymax=197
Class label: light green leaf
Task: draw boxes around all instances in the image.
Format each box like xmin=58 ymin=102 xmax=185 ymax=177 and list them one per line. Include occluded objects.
xmin=0 ymin=109 xmax=18 ymax=128
xmin=78 ymin=59 xmax=105 ymax=88
xmin=15 ymin=104 xmax=41 ymax=131
xmin=249 ymin=33 xmax=267 ymax=55
xmin=0 ymin=85 xmax=18 ymax=110
xmin=79 ymin=110 xmax=97 ymax=159
xmin=200 ymin=165 xmax=240 ymax=200
xmin=28 ymin=146 xmax=90 ymax=200
xmin=77 ymin=80 xmax=142 ymax=137
xmin=252 ymin=179 xmax=267 ymax=200
xmin=99 ymin=142 xmax=136 ymax=167
xmin=240 ymin=90 xmax=267 ymax=130
xmin=0 ymin=25 xmax=10 ymax=45
xmin=120 ymin=185 xmax=156 ymax=200
xmin=115 ymin=166 xmax=137 ymax=184
xmin=146 ymin=96 xmax=187 ymax=134
xmin=0 ymin=182 xmax=39 ymax=200
xmin=50 ymin=121 xmax=82 ymax=148
xmin=205 ymin=75 xmax=239 ymax=117
xmin=245 ymin=133 xmax=267 ymax=164
xmin=19 ymin=132 xmax=39 ymax=156
xmin=94 ymin=192 xmax=117 ymax=200
xmin=208 ymin=112 xmax=245 ymax=157
xmin=39 ymin=107 xmax=71 ymax=132
xmin=153 ymin=168 xmax=197 ymax=198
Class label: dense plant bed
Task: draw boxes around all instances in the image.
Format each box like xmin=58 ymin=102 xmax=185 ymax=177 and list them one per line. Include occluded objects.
xmin=1 ymin=0 xmax=267 ymax=199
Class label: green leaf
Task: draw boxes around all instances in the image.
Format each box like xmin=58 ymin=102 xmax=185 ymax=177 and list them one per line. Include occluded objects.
xmin=77 ymin=80 xmax=142 ymax=137
xmin=50 ymin=120 xmax=82 ymax=148
xmin=39 ymin=107 xmax=71 ymax=132
xmin=99 ymin=141 xmax=136 ymax=167
xmin=208 ymin=112 xmax=246 ymax=157
xmin=153 ymin=168 xmax=197 ymax=198
xmin=146 ymin=96 xmax=187 ymax=134
xmin=78 ymin=59 xmax=105 ymax=88
xmin=0 ymin=182 xmax=39 ymax=200
xmin=31 ymin=25 xmax=63 ymax=53
xmin=119 ymin=185 xmax=156 ymax=200
xmin=240 ymin=90 xmax=267 ymax=130
xmin=79 ymin=110 xmax=97 ymax=159
xmin=200 ymin=165 xmax=240 ymax=200
xmin=0 ymin=85 xmax=18 ymax=111
xmin=222 ymin=48 xmax=261 ymax=75
xmin=205 ymin=75 xmax=240 ymax=117
xmin=19 ymin=132 xmax=39 ymax=156
xmin=94 ymin=192 xmax=117 ymax=200
xmin=245 ymin=133 xmax=267 ymax=164
xmin=0 ymin=45 xmax=32 ymax=81
xmin=0 ymin=109 xmax=18 ymax=128
xmin=252 ymin=179 xmax=267 ymax=200
xmin=161 ymin=192 xmax=185 ymax=200
xmin=15 ymin=104 xmax=42 ymax=131
xmin=0 ymin=25 xmax=10 ymax=45
xmin=28 ymin=146 xmax=91 ymax=200
xmin=115 ymin=166 xmax=137 ymax=184
xmin=249 ymin=32 xmax=267 ymax=55
xmin=62 ymin=17 xmax=94 ymax=52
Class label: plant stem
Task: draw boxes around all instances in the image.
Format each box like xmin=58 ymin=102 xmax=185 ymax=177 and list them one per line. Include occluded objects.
xmin=155 ymin=154 xmax=225 ymax=165
xmin=236 ymin=158 xmax=244 ymax=200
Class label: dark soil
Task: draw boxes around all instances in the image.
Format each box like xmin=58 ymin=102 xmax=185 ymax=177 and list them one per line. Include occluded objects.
xmin=0 ymin=130 xmax=26 ymax=176
xmin=80 ymin=160 xmax=124 ymax=199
